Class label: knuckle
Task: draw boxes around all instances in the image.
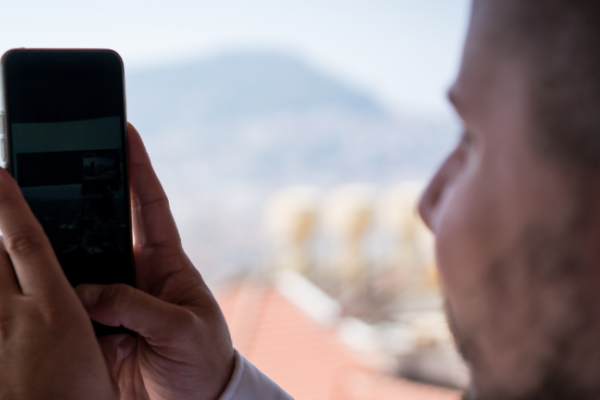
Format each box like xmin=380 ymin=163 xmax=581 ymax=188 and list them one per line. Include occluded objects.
xmin=0 ymin=301 xmax=18 ymax=340
xmin=105 ymin=283 xmax=135 ymax=316
xmin=131 ymin=195 xmax=170 ymax=216
xmin=0 ymin=314 xmax=16 ymax=342
xmin=25 ymin=297 xmax=66 ymax=326
xmin=177 ymin=308 xmax=200 ymax=332
xmin=4 ymin=227 xmax=44 ymax=256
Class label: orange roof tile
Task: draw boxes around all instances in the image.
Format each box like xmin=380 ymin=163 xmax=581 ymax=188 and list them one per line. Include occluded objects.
xmin=216 ymin=282 xmax=460 ymax=400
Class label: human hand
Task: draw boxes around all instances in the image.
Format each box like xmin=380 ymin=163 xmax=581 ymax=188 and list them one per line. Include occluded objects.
xmin=0 ymin=168 xmax=119 ymax=400
xmin=76 ymin=123 xmax=235 ymax=400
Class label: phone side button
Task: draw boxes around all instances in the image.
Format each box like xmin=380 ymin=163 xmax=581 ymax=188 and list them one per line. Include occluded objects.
xmin=1 ymin=137 xmax=6 ymax=162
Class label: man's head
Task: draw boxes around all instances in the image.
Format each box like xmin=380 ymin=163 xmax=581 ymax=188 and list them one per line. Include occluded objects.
xmin=419 ymin=1 xmax=600 ymax=399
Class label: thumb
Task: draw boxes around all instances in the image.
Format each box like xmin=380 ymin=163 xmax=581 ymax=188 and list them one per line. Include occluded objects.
xmin=76 ymin=283 xmax=191 ymax=341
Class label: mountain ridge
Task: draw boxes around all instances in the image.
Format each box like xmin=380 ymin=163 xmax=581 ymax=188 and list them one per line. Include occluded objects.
xmin=122 ymin=51 xmax=457 ymax=279
xmin=126 ymin=51 xmax=386 ymax=135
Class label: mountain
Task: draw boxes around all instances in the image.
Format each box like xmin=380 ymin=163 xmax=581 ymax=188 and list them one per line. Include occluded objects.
xmin=126 ymin=52 xmax=384 ymax=131
xmin=126 ymin=52 xmax=456 ymax=185
xmin=124 ymin=52 xmax=458 ymax=281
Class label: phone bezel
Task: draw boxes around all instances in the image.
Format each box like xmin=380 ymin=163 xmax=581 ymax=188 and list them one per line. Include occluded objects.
xmin=0 ymin=48 xmax=136 ymax=307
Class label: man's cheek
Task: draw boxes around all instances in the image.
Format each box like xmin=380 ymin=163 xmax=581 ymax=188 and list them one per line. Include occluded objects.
xmin=434 ymin=196 xmax=492 ymax=309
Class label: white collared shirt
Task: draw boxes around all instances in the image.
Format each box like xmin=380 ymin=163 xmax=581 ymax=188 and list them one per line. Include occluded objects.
xmin=219 ymin=349 xmax=294 ymax=400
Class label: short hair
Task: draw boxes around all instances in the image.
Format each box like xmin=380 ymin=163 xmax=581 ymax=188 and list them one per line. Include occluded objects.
xmin=487 ymin=0 xmax=600 ymax=168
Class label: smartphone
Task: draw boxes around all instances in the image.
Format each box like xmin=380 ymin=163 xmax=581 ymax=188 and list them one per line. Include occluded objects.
xmin=1 ymin=49 xmax=135 ymax=336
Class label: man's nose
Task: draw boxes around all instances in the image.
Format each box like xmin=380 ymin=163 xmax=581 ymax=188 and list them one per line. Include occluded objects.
xmin=418 ymin=176 xmax=440 ymax=232
xmin=418 ymin=150 xmax=460 ymax=232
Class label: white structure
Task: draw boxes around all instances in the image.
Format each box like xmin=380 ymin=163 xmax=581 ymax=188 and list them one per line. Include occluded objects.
xmin=378 ymin=182 xmax=437 ymax=291
xmin=264 ymin=182 xmax=438 ymax=292
xmin=321 ymin=184 xmax=375 ymax=285
xmin=264 ymin=186 xmax=319 ymax=274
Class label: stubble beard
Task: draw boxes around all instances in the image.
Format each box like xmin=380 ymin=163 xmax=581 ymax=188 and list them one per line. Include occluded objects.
xmin=443 ymin=220 xmax=600 ymax=400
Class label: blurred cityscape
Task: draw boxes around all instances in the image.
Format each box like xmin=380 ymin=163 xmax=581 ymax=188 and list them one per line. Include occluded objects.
xmin=126 ymin=52 xmax=458 ymax=280
xmin=127 ymin=52 xmax=468 ymax=398
xmin=0 ymin=0 xmax=472 ymax=396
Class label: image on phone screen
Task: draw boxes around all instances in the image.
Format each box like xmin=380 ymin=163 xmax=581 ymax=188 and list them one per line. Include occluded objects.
xmin=13 ymin=118 xmax=129 ymax=269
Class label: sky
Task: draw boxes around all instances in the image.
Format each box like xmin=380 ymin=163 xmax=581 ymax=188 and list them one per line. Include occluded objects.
xmin=0 ymin=0 xmax=471 ymax=118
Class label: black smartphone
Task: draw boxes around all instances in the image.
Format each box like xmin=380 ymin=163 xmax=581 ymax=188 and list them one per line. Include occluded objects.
xmin=1 ymin=49 xmax=135 ymax=336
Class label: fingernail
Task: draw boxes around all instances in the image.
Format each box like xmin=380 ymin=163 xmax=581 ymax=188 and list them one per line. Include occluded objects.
xmin=75 ymin=284 xmax=105 ymax=307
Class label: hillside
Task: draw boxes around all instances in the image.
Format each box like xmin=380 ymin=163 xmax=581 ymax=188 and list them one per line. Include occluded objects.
xmin=124 ymin=52 xmax=458 ymax=280
xmin=127 ymin=52 xmax=384 ymax=129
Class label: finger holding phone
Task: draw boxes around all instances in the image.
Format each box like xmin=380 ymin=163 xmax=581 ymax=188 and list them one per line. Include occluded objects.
xmin=76 ymin=124 xmax=236 ymax=400
xmin=0 ymin=168 xmax=120 ymax=400
xmin=1 ymin=48 xmax=235 ymax=399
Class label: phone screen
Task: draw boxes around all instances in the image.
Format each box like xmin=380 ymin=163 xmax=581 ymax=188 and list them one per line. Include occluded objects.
xmin=2 ymin=50 xmax=135 ymax=300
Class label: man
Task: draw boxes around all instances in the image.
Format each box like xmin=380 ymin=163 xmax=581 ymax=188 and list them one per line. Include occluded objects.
xmin=419 ymin=1 xmax=600 ymax=398
xmin=1 ymin=0 xmax=599 ymax=399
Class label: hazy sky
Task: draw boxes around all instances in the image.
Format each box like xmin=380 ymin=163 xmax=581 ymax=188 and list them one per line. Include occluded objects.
xmin=0 ymin=0 xmax=471 ymax=117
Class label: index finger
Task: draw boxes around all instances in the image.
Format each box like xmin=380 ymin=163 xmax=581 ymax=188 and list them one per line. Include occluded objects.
xmin=0 ymin=168 xmax=71 ymax=296
xmin=127 ymin=124 xmax=182 ymax=255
